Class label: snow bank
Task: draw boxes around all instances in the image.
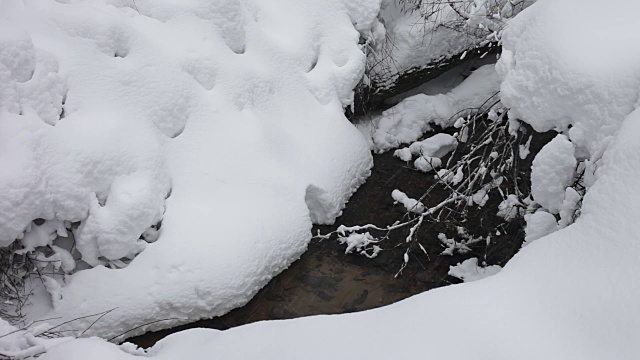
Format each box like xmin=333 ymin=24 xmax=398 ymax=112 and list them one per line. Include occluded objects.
xmin=0 ymin=0 xmax=378 ymax=339
xmin=369 ymin=0 xmax=533 ymax=88
xmin=497 ymin=0 xmax=640 ymax=161
xmin=37 ymin=0 xmax=640 ymax=358
xmin=497 ymin=0 xmax=640 ymax=234
xmin=363 ymin=64 xmax=500 ymax=152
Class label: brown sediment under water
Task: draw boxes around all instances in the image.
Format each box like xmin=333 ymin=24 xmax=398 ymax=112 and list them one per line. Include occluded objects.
xmin=128 ymin=138 xmax=547 ymax=348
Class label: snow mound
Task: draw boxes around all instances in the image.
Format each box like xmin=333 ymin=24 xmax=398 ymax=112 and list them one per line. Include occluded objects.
xmin=497 ymin=0 xmax=640 ymax=161
xmin=0 ymin=0 xmax=378 ymax=339
xmin=448 ymin=257 xmax=501 ymax=282
xmin=523 ymin=210 xmax=558 ymax=246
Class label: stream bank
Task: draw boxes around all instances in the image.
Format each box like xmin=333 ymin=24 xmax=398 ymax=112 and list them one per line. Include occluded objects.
xmin=128 ymin=141 xmax=540 ymax=348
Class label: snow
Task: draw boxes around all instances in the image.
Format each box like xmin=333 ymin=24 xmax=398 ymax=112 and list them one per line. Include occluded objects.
xmin=0 ymin=0 xmax=378 ymax=340
xmin=530 ymin=134 xmax=577 ymax=214
xmin=369 ymin=0 xmax=531 ymax=89
xmin=518 ymin=135 xmax=532 ymax=159
xmin=393 ymin=147 xmax=412 ymax=162
xmin=337 ymin=232 xmax=381 ymax=258
xmin=0 ymin=318 xmax=72 ymax=359
xmin=438 ymin=232 xmax=472 ymax=256
xmin=523 ymin=210 xmax=558 ymax=246
xmin=19 ymin=220 xmax=64 ymax=253
xmin=76 ymin=171 xmax=164 ymax=266
xmin=7 ymin=0 xmax=640 ymax=358
xmin=448 ymin=257 xmax=501 ymax=282
xmin=43 ymin=64 xmax=640 ymax=358
xmin=497 ymin=0 xmax=640 ymax=162
xmin=558 ymin=187 xmax=581 ymax=228
xmin=363 ymin=64 xmax=500 ymax=152
xmin=393 ymin=133 xmax=459 ymax=170
xmin=408 ymin=133 xmax=457 ymax=158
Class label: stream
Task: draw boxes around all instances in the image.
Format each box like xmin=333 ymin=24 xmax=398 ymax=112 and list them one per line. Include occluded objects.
xmin=128 ymin=148 xmax=526 ymax=348
xmin=126 ymin=58 xmax=557 ymax=348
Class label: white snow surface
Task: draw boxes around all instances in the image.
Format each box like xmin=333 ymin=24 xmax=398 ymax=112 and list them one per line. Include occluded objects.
xmin=497 ymin=0 xmax=640 ymax=162
xmin=448 ymin=257 xmax=501 ymax=282
xmin=391 ymin=189 xmax=424 ymax=213
xmin=0 ymin=0 xmax=377 ymax=339
xmin=530 ymin=134 xmax=576 ymax=214
xmin=523 ymin=210 xmax=558 ymax=246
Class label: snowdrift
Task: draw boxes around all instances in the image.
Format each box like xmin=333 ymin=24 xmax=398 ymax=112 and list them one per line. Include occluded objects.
xmin=0 ymin=0 xmax=378 ymax=339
